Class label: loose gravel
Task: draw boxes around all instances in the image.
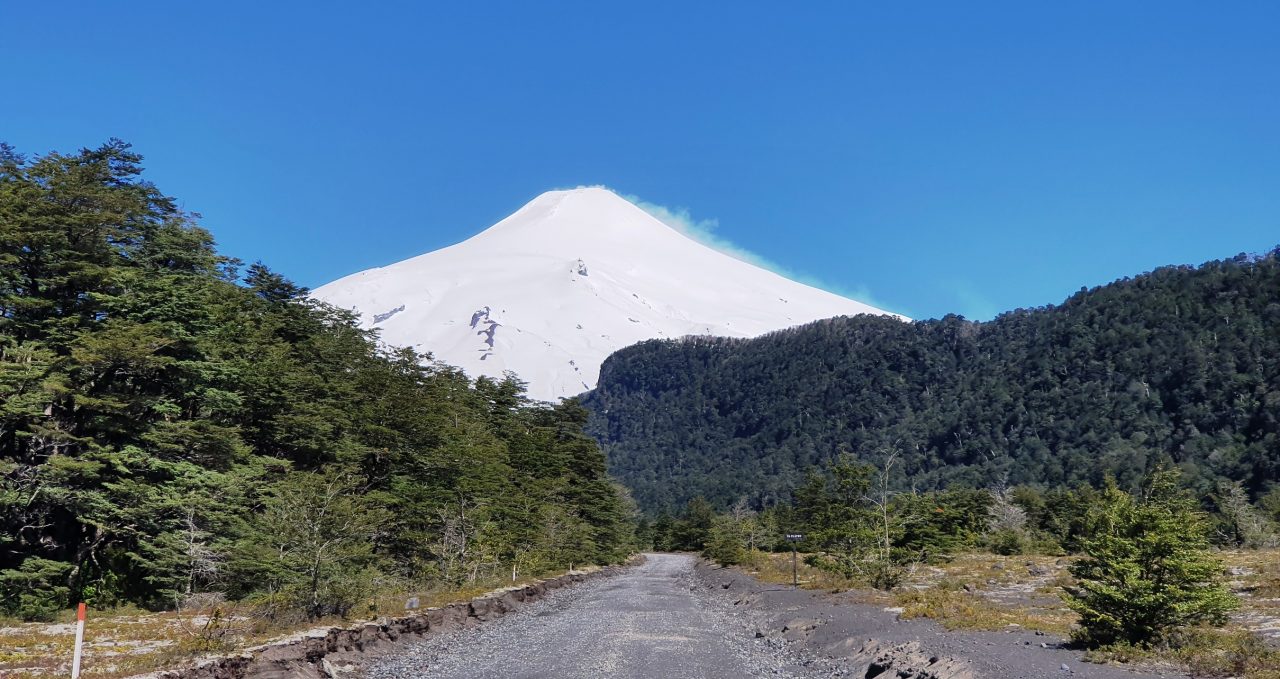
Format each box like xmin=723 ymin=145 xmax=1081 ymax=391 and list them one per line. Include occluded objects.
xmin=367 ymin=553 xmax=843 ymax=678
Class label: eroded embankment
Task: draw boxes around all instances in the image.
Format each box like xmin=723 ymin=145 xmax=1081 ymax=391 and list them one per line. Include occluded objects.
xmin=134 ymin=562 xmax=637 ymax=679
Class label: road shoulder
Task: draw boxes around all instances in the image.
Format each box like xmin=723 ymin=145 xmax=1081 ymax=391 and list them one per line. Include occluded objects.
xmin=691 ymin=559 xmax=1191 ymax=679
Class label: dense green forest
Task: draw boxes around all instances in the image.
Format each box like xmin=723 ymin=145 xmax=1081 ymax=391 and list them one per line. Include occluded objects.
xmin=0 ymin=141 xmax=633 ymax=620
xmin=585 ymin=248 xmax=1280 ymax=513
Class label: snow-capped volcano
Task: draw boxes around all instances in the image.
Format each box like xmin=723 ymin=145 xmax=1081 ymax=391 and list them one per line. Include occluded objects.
xmin=312 ymin=187 xmax=903 ymax=401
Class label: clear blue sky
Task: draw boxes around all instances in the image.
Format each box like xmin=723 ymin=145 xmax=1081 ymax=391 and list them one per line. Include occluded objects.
xmin=3 ymin=1 xmax=1277 ymax=320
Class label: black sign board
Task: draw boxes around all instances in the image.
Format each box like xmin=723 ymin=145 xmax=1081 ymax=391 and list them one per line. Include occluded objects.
xmin=785 ymin=533 xmax=803 ymax=542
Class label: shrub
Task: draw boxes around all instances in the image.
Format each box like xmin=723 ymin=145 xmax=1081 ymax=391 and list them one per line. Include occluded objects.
xmin=1062 ymin=468 xmax=1238 ymax=647
xmin=702 ymin=515 xmax=747 ymax=566
xmin=0 ymin=558 xmax=73 ymax=621
xmin=988 ymin=528 xmax=1027 ymax=555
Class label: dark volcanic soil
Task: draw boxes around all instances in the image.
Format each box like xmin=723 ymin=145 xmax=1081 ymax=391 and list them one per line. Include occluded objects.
xmin=693 ymin=558 xmax=1191 ymax=679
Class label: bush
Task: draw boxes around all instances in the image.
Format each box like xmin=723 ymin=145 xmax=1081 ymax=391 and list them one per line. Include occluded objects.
xmin=865 ymin=558 xmax=907 ymax=590
xmin=1063 ymin=468 xmax=1239 ymax=647
xmin=1084 ymin=628 xmax=1280 ymax=679
xmin=988 ymin=528 xmax=1027 ymax=555
xmin=0 ymin=558 xmax=73 ymax=621
xmin=702 ymin=515 xmax=746 ymax=566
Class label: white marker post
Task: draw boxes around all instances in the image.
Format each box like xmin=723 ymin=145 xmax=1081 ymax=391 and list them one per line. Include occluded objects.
xmin=71 ymin=602 xmax=86 ymax=679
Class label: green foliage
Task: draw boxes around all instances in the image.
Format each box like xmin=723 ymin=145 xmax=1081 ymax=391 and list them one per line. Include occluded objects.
xmin=703 ymin=455 xmax=991 ymax=589
xmin=1261 ymin=487 xmax=1280 ymax=524
xmin=1063 ymin=468 xmax=1239 ymax=647
xmin=0 ymin=141 xmax=634 ymax=620
xmin=700 ymin=499 xmax=776 ymax=565
xmin=235 ymin=470 xmax=390 ymax=620
xmin=987 ymin=529 xmax=1027 ymax=556
xmin=585 ymin=250 xmax=1280 ymax=514
xmin=1212 ymin=480 xmax=1279 ymax=548
xmin=0 ymin=557 xmax=73 ymax=621
xmin=703 ymin=515 xmax=748 ymax=565
xmin=792 ymin=456 xmax=878 ymax=579
xmin=894 ymin=488 xmax=991 ymax=561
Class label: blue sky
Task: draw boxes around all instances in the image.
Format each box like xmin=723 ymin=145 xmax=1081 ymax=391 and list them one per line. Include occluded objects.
xmin=3 ymin=1 xmax=1277 ymax=320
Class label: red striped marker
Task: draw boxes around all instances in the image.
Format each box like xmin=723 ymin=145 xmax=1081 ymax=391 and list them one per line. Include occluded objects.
xmin=71 ymin=603 xmax=86 ymax=679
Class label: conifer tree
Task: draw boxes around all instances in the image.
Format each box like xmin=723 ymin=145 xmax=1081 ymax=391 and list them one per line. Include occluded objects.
xmin=0 ymin=140 xmax=635 ymax=619
xmin=1063 ymin=468 xmax=1238 ymax=647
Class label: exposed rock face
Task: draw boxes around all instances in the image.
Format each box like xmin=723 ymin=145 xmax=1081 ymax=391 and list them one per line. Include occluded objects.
xmin=140 ymin=565 xmax=633 ymax=679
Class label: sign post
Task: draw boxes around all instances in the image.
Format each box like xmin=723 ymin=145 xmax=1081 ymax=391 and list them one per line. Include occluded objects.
xmin=71 ymin=602 xmax=86 ymax=679
xmin=784 ymin=534 xmax=804 ymax=589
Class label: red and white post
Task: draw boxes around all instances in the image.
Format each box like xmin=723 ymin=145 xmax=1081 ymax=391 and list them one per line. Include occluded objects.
xmin=71 ymin=602 xmax=86 ymax=679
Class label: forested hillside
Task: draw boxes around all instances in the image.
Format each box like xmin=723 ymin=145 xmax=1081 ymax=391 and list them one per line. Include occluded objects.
xmin=585 ymin=250 xmax=1280 ymax=513
xmin=0 ymin=141 xmax=633 ymax=620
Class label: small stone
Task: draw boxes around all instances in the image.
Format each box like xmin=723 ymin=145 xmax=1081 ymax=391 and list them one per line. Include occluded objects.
xmin=1060 ymin=663 xmax=1071 ymax=672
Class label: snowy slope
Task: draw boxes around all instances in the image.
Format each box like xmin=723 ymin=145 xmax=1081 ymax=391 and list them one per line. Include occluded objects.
xmin=312 ymin=188 xmax=904 ymax=401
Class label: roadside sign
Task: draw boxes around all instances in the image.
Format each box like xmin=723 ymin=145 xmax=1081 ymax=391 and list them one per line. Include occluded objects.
xmin=71 ymin=602 xmax=85 ymax=679
xmin=784 ymin=535 xmax=803 ymax=588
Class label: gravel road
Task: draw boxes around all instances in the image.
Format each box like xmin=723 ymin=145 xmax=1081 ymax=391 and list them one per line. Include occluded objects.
xmin=369 ymin=554 xmax=1190 ymax=679
xmin=367 ymin=553 xmax=830 ymax=678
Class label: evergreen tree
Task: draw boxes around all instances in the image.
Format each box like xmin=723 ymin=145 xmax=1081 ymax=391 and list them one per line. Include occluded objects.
xmin=586 ymin=249 xmax=1280 ymax=513
xmin=1063 ymin=468 xmax=1238 ymax=647
xmin=0 ymin=140 xmax=636 ymax=619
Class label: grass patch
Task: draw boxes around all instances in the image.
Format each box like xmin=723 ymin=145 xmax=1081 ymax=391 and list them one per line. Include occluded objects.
xmin=892 ymin=581 xmax=1073 ymax=635
xmin=1085 ymin=628 xmax=1280 ymax=679
xmin=736 ymin=550 xmax=865 ymax=593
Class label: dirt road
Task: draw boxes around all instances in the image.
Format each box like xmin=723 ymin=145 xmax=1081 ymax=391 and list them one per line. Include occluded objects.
xmin=367 ymin=553 xmax=826 ymax=678
xmin=369 ymin=553 xmax=1188 ymax=678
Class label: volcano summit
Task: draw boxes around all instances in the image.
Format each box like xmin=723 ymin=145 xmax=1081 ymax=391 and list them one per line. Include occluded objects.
xmin=312 ymin=187 xmax=901 ymax=401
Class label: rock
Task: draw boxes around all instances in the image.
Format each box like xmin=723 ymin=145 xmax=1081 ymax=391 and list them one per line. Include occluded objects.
xmin=356 ymin=623 xmax=382 ymax=650
xmin=780 ymin=618 xmax=821 ymax=640
xmin=844 ymin=639 xmax=975 ymax=679
xmin=469 ymin=598 xmax=493 ymax=621
xmin=319 ymin=658 xmax=344 ymax=678
xmin=243 ymin=660 xmax=323 ymax=679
